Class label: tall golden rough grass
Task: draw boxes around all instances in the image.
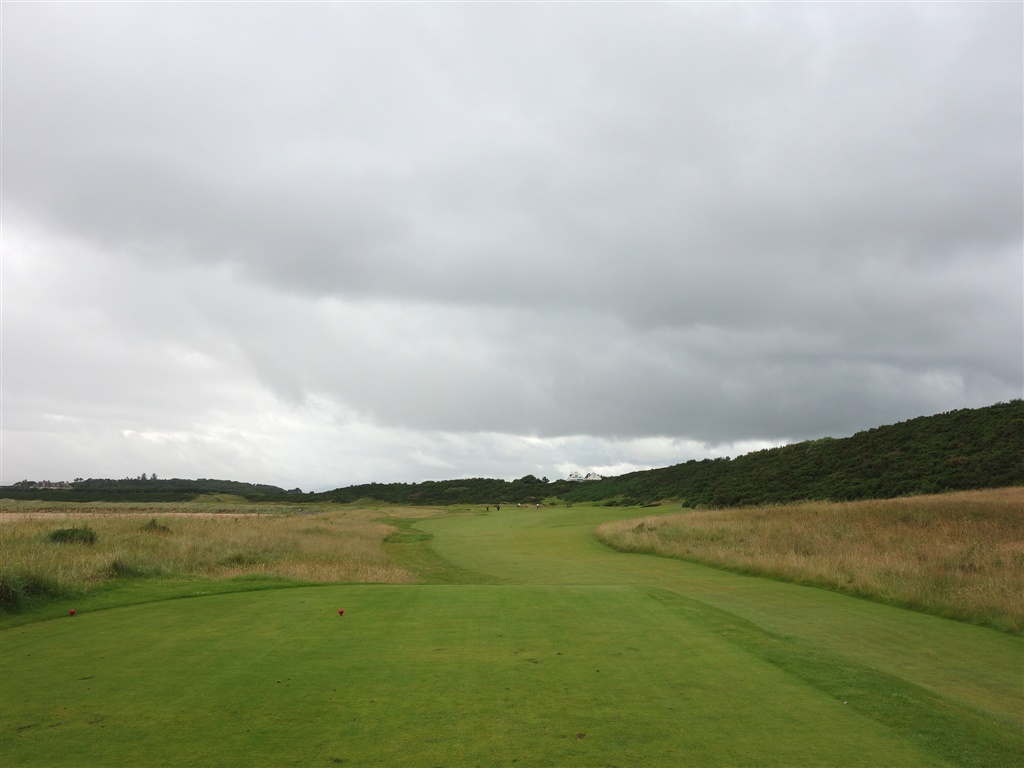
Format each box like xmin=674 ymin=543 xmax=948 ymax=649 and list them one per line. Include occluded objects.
xmin=594 ymin=487 xmax=1024 ymax=634
xmin=0 ymin=501 xmax=418 ymax=604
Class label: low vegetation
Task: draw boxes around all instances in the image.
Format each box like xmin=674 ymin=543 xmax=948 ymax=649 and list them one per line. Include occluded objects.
xmin=0 ymin=501 xmax=418 ymax=610
xmin=595 ymin=487 xmax=1024 ymax=634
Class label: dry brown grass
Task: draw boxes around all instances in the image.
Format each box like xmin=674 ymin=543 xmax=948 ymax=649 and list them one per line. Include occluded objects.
xmin=0 ymin=500 xmax=425 ymax=605
xmin=595 ymin=487 xmax=1024 ymax=633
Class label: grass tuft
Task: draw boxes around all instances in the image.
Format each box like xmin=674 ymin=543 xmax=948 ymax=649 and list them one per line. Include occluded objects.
xmin=0 ymin=571 xmax=71 ymax=608
xmin=48 ymin=526 xmax=97 ymax=545
xmin=140 ymin=518 xmax=172 ymax=534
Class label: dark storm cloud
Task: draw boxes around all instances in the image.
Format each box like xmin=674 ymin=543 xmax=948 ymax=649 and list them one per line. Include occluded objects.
xmin=2 ymin=2 xmax=1021 ymax=487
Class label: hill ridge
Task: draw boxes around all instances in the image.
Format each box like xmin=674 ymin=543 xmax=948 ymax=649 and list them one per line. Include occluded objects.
xmin=3 ymin=400 xmax=1021 ymax=506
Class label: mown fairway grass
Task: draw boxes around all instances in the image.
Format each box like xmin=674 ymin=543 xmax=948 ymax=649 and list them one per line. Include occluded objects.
xmin=2 ymin=502 xmax=1022 ymax=767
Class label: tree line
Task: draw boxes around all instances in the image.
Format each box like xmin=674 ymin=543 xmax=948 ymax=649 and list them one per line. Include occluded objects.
xmin=3 ymin=401 xmax=1021 ymax=507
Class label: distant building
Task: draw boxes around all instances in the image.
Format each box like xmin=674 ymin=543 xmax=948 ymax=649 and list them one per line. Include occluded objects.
xmin=567 ymin=471 xmax=604 ymax=482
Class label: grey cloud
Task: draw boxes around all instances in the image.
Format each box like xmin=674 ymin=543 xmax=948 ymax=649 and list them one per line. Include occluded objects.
xmin=2 ymin=3 xmax=1020 ymax=487
xmin=9 ymin=4 xmax=1019 ymax=287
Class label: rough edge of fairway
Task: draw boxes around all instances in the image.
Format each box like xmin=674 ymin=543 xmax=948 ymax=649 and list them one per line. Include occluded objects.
xmin=594 ymin=489 xmax=1024 ymax=637
xmin=0 ymin=510 xmax=492 ymax=630
xmin=640 ymin=586 xmax=1024 ymax=768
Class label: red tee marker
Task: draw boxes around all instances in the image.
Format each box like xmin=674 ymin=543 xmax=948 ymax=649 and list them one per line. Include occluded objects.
xmin=338 ymin=609 xmax=345 ymax=617
xmin=69 ymin=609 xmax=76 ymax=616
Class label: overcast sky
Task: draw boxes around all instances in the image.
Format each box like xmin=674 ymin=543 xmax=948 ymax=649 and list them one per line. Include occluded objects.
xmin=2 ymin=2 xmax=1021 ymax=491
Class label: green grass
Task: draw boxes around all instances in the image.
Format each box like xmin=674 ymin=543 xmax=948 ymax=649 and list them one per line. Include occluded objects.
xmin=0 ymin=585 xmax=972 ymax=767
xmin=382 ymin=516 xmax=504 ymax=585
xmin=2 ymin=503 xmax=1022 ymax=767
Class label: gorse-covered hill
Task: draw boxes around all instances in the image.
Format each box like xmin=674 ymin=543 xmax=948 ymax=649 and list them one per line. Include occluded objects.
xmin=3 ymin=401 xmax=1021 ymax=506
xmin=560 ymin=400 xmax=1024 ymax=507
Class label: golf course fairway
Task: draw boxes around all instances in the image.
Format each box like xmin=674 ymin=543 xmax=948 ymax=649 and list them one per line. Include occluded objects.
xmin=2 ymin=504 xmax=1021 ymax=767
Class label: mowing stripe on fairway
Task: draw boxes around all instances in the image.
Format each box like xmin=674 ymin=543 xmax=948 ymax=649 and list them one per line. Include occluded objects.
xmin=418 ymin=505 xmax=1024 ymax=726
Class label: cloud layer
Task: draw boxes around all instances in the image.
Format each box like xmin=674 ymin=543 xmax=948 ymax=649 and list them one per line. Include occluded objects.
xmin=3 ymin=3 xmax=1021 ymax=490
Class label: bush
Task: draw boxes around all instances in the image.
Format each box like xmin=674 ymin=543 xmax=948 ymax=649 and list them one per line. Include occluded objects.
xmin=140 ymin=518 xmax=171 ymax=534
xmin=48 ymin=526 xmax=97 ymax=545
